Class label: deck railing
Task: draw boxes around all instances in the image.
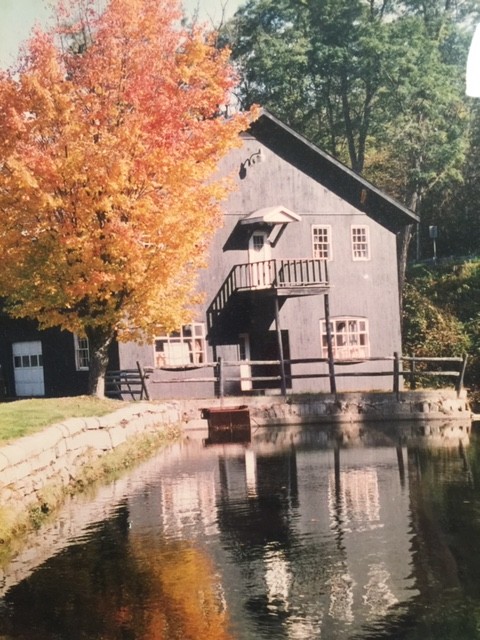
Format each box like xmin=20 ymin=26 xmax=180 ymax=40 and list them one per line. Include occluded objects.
xmin=208 ymin=259 xmax=329 ymax=327
xmin=233 ymin=258 xmax=329 ymax=290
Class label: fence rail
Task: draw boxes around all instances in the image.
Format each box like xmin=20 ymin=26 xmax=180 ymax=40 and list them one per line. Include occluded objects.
xmin=105 ymin=361 xmax=150 ymax=400
xmin=138 ymin=353 xmax=469 ymax=399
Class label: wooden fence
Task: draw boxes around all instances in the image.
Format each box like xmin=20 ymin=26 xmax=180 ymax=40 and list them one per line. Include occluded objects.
xmin=105 ymin=361 xmax=150 ymax=400
xmin=141 ymin=353 xmax=469 ymax=399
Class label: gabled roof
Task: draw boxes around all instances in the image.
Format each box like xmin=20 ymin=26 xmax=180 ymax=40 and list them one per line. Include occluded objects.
xmin=240 ymin=206 xmax=301 ymax=225
xmin=247 ymin=110 xmax=419 ymax=233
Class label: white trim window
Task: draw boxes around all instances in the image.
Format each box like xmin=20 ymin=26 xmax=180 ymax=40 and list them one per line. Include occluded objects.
xmin=351 ymin=225 xmax=370 ymax=260
xmin=312 ymin=225 xmax=332 ymax=260
xmin=154 ymin=323 xmax=206 ymax=368
xmin=321 ymin=317 xmax=370 ymax=360
xmin=74 ymin=335 xmax=90 ymax=370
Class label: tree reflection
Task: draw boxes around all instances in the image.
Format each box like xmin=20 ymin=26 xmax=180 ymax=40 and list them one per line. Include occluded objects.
xmin=1 ymin=505 xmax=232 ymax=640
xmin=129 ymin=535 xmax=233 ymax=640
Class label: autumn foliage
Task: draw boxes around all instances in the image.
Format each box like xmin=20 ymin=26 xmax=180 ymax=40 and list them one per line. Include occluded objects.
xmin=0 ymin=0 xmax=253 ymax=394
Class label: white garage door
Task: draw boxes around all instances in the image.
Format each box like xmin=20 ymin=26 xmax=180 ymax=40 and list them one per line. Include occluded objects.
xmin=12 ymin=341 xmax=45 ymax=397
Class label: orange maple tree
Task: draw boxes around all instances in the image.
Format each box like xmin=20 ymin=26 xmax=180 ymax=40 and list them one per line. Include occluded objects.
xmin=0 ymin=0 xmax=254 ymax=395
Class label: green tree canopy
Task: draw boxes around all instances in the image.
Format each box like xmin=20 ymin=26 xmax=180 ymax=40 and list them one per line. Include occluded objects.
xmin=223 ymin=0 xmax=479 ymax=290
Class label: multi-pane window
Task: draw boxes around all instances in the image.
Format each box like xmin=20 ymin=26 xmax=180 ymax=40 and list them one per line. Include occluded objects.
xmin=14 ymin=353 xmax=43 ymax=368
xmin=351 ymin=225 xmax=370 ymax=260
xmin=74 ymin=335 xmax=90 ymax=370
xmin=252 ymin=233 xmax=265 ymax=253
xmin=312 ymin=225 xmax=332 ymax=260
xmin=321 ymin=318 xmax=370 ymax=360
xmin=155 ymin=323 xmax=206 ymax=368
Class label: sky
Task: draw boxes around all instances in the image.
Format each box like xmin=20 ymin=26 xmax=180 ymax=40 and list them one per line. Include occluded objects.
xmin=0 ymin=0 xmax=243 ymax=69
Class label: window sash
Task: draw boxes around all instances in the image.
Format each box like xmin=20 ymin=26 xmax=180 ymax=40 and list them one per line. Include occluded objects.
xmin=351 ymin=225 xmax=370 ymax=260
xmin=74 ymin=335 xmax=90 ymax=370
xmin=312 ymin=225 xmax=332 ymax=260
xmin=321 ymin=318 xmax=369 ymax=360
xmin=155 ymin=323 xmax=206 ymax=367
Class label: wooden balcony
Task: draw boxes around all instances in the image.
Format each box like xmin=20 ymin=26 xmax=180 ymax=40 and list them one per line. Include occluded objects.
xmin=233 ymin=258 xmax=329 ymax=296
xmin=208 ymin=259 xmax=330 ymax=329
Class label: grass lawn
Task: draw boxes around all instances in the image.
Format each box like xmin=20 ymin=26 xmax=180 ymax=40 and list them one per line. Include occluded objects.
xmin=0 ymin=396 xmax=124 ymax=443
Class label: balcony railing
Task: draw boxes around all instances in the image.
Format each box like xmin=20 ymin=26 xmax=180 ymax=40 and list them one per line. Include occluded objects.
xmin=208 ymin=259 xmax=330 ymax=328
xmin=234 ymin=258 xmax=329 ymax=291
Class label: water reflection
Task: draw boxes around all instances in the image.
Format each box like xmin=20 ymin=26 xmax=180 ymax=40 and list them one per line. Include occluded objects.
xmin=0 ymin=423 xmax=478 ymax=640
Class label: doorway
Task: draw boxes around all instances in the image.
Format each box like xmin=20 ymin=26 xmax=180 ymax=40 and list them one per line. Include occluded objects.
xmin=248 ymin=231 xmax=272 ymax=287
xmin=12 ymin=341 xmax=45 ymax=396
xmin=239 ymin=333 xmax=252 ymax=391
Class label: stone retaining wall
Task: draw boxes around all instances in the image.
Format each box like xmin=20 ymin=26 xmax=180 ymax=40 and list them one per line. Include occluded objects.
xmin=0 ymin=402 xmax=181 ymax=533
xmin=179 ymin=389 xmax=473 ymax=430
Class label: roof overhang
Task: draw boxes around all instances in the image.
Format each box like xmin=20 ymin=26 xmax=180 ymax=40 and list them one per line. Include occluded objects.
xmin=240 ymin=206 xmax=301 ymax=226
xmin=247 ymin=110 xmax=419 ymax=234
xmin=223 ymin=206 xmax=301 ymax=251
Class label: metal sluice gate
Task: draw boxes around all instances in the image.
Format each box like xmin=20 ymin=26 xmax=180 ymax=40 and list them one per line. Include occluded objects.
xmin=200 ymin=406 xmax=251 ymax=445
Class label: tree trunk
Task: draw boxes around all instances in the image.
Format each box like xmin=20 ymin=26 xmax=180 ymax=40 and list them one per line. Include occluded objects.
xmin=397 ymin=186 xmax=422 ymax=317
xmin=397 ymin=223 xmax=413 ymax=310
xmin=85 ymin=326 xmax=114 ymax=397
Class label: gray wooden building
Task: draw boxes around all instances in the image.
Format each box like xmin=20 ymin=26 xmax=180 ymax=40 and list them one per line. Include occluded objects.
xmin=0 ymin=111 xmax=418 ymax=399
xmin=117 ymin=111 xmax=419 ymax=399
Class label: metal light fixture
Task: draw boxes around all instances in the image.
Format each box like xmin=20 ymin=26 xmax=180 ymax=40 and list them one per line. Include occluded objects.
xmin=239 ymin=148 xmax=264 ymax=179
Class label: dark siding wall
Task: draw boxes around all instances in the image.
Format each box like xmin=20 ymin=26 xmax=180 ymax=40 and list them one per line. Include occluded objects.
xmin=0 ymin=317 xmax=89 ymax=397
xmin=0 ymin=316 xmax=120 ymax=398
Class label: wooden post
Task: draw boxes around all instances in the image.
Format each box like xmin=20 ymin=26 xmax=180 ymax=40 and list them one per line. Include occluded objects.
xmin=136 ymin=361 xmax=150 ymax=401
xmin=393 ymin=351 xmax=400 ymax=399
xmin=274 ymin=296 xmax=287 ymax=398
xmin=217 ymin=357 xmax=224 ymax=399
xmin=411 ymin=355 xmax=417 ymax=390
xmin=396 ymin=442 xmax=406 ymax=488
xmin=324 ymin=293 xmax=336 ymax=394
xmin=334 ymin=445 xmax=341 ymax=496
xmin=456 ymin=353 xmax=468 ymax=397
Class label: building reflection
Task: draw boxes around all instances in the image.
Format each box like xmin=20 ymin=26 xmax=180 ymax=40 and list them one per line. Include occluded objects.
xmin=215 ymin=442 xmax=416 ymax=638
xmin=125 ymin=437 xmax=415 ymax=638
xmin=1 ymin=427 xmax=475 ymax=640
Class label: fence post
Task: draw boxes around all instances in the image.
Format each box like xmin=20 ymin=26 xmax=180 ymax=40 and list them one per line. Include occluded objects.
xmin=274 ymin=296 xmax=288 ymax=398
xmin=324 ymin=293 xmax=336 ymax=395
xmin=456 ymin=353 xmax=468 ymax=397
xmin=411 ymin=355 xmax=417 ymax=390
xmin=136 ymin=361 xmax=150 ymax=401
xmin=217 ymin=357 xmax=224 ymax=399
xmin=393 ymin=352 xmax=400 ymax=399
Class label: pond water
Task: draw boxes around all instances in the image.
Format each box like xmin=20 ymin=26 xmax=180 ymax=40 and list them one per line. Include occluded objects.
xmin=0 ymin=423 xmax=479 ymax=640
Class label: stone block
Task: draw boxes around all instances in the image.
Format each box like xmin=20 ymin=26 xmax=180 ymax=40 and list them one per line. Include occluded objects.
xmin=0 ymin=444 xmax=29 ymax=468
xmin=56 ymin=419 xmax=88 ymax=438
xmin=0 ymin=451 xmax=10 ymax=473
xmin=85 ymin=429 xmax=114 ymax=451
xmin=1 ymin=460 xmax=33 ymax=486
xmin=66 ymin=430 xmax=95 ymax=452
xmin=29 ymin=449 xmax=56 ymax=474
xmin=107 ymin=426 xmax=128 ymax=448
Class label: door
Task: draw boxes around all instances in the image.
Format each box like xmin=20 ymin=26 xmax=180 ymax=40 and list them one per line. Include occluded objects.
xmin=12 ymin=341 xmax=45 ymax=396
xmin=239 ymin=333 xmax=252 ymax=391
xmin=248 ymin=231 xmax=272 ymax=287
